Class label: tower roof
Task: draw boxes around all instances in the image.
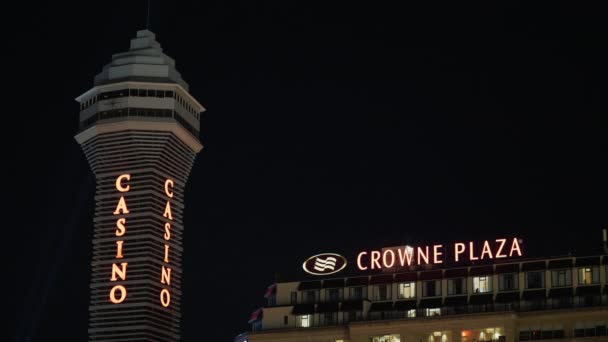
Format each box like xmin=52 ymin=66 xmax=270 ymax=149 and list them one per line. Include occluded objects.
xmin=94 ymin=29 xmax=189 ymax=90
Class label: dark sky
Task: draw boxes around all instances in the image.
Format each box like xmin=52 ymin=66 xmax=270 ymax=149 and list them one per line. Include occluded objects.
xmin=7 ymin=1 xmax=607 ymax=341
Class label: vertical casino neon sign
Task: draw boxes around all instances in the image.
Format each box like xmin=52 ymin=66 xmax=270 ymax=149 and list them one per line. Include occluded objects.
xmin=160 ymin=178 xmax=174 ymax=307
xmin=110 ymin=174 xmax=131 ymax=304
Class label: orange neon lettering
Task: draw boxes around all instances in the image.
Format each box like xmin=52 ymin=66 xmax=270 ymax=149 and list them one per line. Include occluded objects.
xmin=160 ymin=288 xmax=171 ymax=307
xmin=164 ymin=179 xmax=174 ymax=198
xmin=433 ymin=245 xmax=443 ymax=264
xmin=495 ymin=238 xmax=507 ymax=258
xmin=481 ymin=240 xmax=493 ymax=259
xmin=113 ymin=197 xmax=129 ymax=215
xmin=116 ymin=218 xmax=126 ymax=236
xmin=397 ymin=246 xmax=414 ymax=266
xmin=454 ymin=243 xmax=466 ymax=262
xmin=111 ymin=262 xmax=128 ymax=281
xmin=164 ymin=244 xmax=170 ymax=263
xmin=417 ymin=246 xmax=429 ymax=264
xmin=116 ymin=240 xmax=124 ymax=259
xmin=110 ymin=285 xmax=127 ymax=304
xmin=357 ymin=252 xmax=368 ymax=270
xmin=163 ymin=201 xmax=172 ymax=220
xmin=370 ymin=251 xmax=381 ymax=269
xmin=115 ymin=174 xmax=131 ymax=192
xmin=382 ymin=250 xmax=395 ymax=268
xmin=164 ymin=222 xmax=171 ymax=240
xmin=469 ymin=241 xmax=478 ymax=260
xmin=509 ymin=237 xmax=522 ymax=257
xmin=161 ymin=266 xmax=171 ymax=285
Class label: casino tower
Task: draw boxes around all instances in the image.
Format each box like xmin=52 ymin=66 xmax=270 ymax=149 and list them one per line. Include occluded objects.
xmin=74 ymin=30 xmax=203 ymax=341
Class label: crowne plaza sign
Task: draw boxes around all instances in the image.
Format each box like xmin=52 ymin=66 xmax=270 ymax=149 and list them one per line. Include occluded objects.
xmin=302 ymin=237 xmax=523 ymax=276
xmin=356 ymin=238 xmax=522 ymax=271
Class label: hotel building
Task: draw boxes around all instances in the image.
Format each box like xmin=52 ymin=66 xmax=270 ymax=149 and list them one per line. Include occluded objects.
xmin=75 ymin=30 xmax=203 ymax=341
xmin=237 ymin=241 xmax=608 ymax=342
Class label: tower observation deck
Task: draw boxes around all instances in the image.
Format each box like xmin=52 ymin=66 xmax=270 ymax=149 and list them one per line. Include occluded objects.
xmin=74 ymin=29 xmax=204 ymax=341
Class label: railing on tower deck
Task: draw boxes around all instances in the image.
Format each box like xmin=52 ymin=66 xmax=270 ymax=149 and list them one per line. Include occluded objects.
xmin=79 ymin=107 xmax=199 ymax=137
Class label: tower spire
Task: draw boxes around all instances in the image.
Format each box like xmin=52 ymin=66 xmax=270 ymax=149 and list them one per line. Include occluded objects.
xmin=146 ymin=0 xmax=151 ymax=30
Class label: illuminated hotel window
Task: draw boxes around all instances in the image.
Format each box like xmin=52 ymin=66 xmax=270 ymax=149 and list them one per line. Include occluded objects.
xmin=551 ymin=269 xmax=572 ymax=287
xmin=577 ymin=267 xmax=599 ymax=285
xmin=423 ymin=280 xmax=441 ymax=297
xmin=425 ymin=308 xmax=441 ymax=316
xmin=299 ymin=314 xmax=311 ymax=328
xmin=371 ymin=334 xmax=401 ymax=342
xmin=499 ymin=273 xmax=518 ymax=291
xmin=526 ymin=271 xmax=545 ymax=289
xmin=473 ymin=276 xmax=491 ymax=293
xmin=448 ymin=278 xmax=465 ymax=295
xmin=407 ymin=309 xmax=416 ymax=318
xmin=398 ymin=282 xmax=416 ymax=299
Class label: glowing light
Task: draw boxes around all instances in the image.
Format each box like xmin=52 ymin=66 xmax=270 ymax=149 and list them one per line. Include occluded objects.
xmin=160 ymin=288 xmax=171 ymax=307
xmin=164 ymin=179 xmax=174 ymax=198
xmin=116 ymin=218 xmax=126 ymax=236
xmin=111 ymin=262 xmax=128 ymax=281
xmin=110 ymin=285 xmax=127 ymax=304
xmin=113 ymin=197 xmax=129 ymax=215
xmin=115 ymin=174 xmax=131 ymax=192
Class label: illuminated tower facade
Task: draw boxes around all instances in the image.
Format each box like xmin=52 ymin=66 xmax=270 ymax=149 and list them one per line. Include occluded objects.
xmin=74 ymin=30 xmax=204 ymax=341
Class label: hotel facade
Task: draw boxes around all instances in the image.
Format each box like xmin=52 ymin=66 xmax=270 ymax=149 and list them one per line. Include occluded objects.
xmin=237 ymin=238 xmax=608 ymax=342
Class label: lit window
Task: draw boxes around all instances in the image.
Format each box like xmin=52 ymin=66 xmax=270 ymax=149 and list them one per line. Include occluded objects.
xmin=578 ymin=267 xmax=599 ymax=285
xmin=399 ymin=282 xmax=416 ymax=299
xmin=551 ymin=269 xmax=572 ymax=287
xmin=371 ymin=334 xmax=401 ymax=342
xmin=407 ymin=309 xmax=416 ymax=318
xmin=299 ymin=314 xmax=311 ymax=328
xmin=473 ymin=276 xmax=491 ymax=293
xmin=425 ymin=308 xmax=441 ymax=316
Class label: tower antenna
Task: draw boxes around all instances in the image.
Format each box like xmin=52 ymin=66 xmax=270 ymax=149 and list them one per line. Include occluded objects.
xmin=146 ymin=0 xmax=151 ymax=30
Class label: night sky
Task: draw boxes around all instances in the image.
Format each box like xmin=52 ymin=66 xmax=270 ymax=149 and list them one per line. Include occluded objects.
xmin=7 ymin=1 xmax=607 ymax=341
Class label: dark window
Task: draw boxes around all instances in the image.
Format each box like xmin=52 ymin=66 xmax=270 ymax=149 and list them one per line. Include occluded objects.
xmin=500 ymin=273 xmax=518 ymax=291
xmin=347 ymin=311 xmax=356 ymax=322
xmin=327 ymin=288 xmax=339 ymax=302
xmin=351 ymin=287 xmax=362 ymax=300
xmin=541 ymin=331 xmax=553 ymax=339
xmin=526 ymin=271 xmax=544 ymax=289
xmin=574 ymin=329 xmax=584 ymax=337
xmin=156 ymin=90 xmax=164 ymax=98
xmin=283 ymin=316 xmax=288 ymax=325
xmin=553 ymin=330 xmax=564 ymax=339
xmin=448 ymin=278 xmax=464 ymax=295
xmin=324 ymin=312 xmax=334 ymax=325
xmin=423 ymin=280 xmax=439 ymax=297
xmin=519 ymin=331 xmax=531 ymax=341
xmin=291 ymin=292 xmax=297 ymax=304
xmin=530 ymin=330 xmax=541 ymax=340
xmin=165 ymin=90 xmax=174 ymax=98
xmin=129 ymin=89 xmax=137 ymax=96
xmin=147 ymin=89 xmax=155 ymax=97
xmin=138 ymin=89 xmax=147 ymax=97
xmin=305 ymin=290 xmax=316 ymax=303
xmin=597 ymin=326 xmax=607 ymax=336
xmin=377 ymin=285 xmax=388 ymax=300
